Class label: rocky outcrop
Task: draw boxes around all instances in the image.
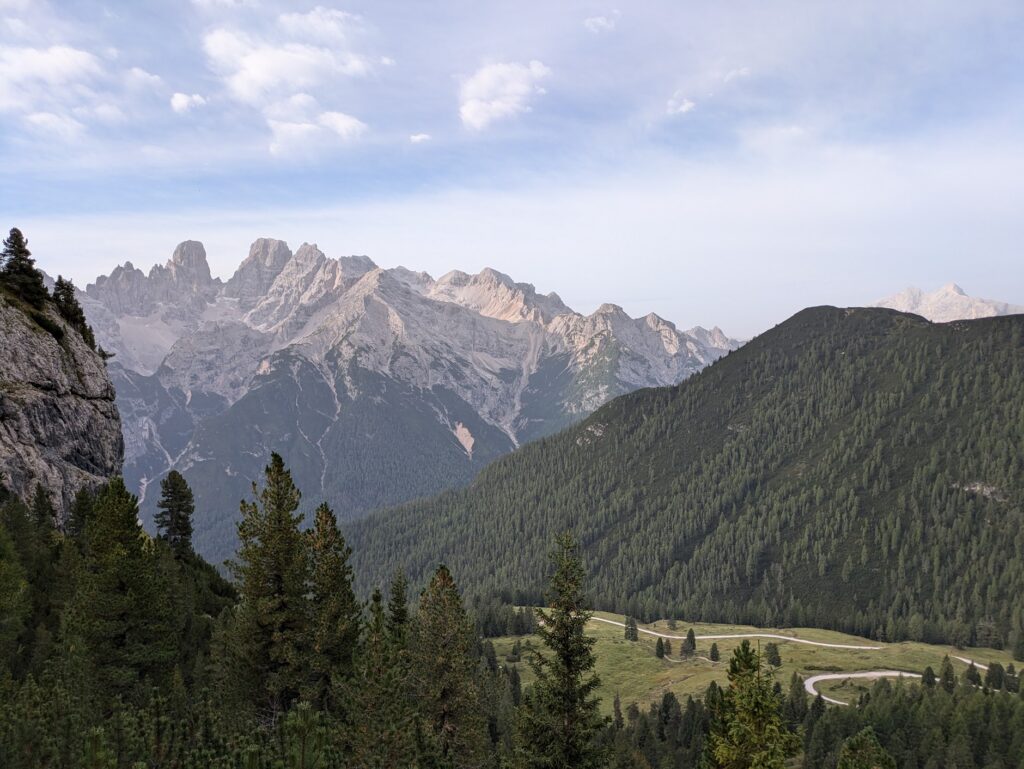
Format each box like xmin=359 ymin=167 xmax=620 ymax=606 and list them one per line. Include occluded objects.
xmin=0 ymin=296 xmax=123 ymax=514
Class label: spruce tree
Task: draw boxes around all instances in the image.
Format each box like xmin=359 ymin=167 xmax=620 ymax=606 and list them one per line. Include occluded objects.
xmin=836 ymin=727 xmax=896 ymax=769
xmin=154 ymin=471 xmax=194 ymax=557
xmin=655 ymin=638 xmax=665 ymax=659
xmin=386 ymin=570 xmax=409 ymax=645
xmin=683 ymin=629 xmax=696 ymax=656
xmin=764 ymin=642 xmax=782 ymax=668
xmin=410 ymin=564 xmax=488 ymax=768
xmin=305 ymin=502 xmax=361 ymax=711
xmin=517 ymin=533 xmax=606 ymax=769
xmin=0 ymin=228 xmax=48 ymax=308
xmin=0 ymin=522 xmax=29 ymax=670
xmin=349 ymin=589 xmax=419 ymax=768
xmin=66 ymin=487 xmax=95 ymax=542
xmin=52 ymin=276 xmax=96 ymax=349
xmin=711 ymin=641 xmax=798 ymax=769
xmin=71 ymin=478 xmax=178 ymax=695
xmin=229 ymin=453 xmax=310 ymax=721
xmin=710 ymin=643 xmax=720 ymax=662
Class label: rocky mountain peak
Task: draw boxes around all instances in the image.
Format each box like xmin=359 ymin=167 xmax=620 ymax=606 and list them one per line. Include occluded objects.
xmin=225 ymin=238 xmax=294 ymax=309
xmin=874 ymin=284 xmax=1024 ymax=322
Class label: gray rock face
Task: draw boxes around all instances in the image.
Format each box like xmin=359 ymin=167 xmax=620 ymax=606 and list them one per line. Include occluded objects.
xmin=225 ymin=238 xmax=293 ymax=310
xmin=0 ymin=297 xmax=123 ymax=514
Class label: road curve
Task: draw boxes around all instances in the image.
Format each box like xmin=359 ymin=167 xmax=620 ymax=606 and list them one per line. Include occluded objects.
xmin=803 ymin=671 xmax=921 ymax=706
xmin=590 ymin=616 xmax=883 ymax=650
xmin=951 ymin=655 xmax=989 ymax=671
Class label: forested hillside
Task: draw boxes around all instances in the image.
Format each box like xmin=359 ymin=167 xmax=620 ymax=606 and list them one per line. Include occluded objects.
xmin=349 ymin=307 xmax=1024 ymax=649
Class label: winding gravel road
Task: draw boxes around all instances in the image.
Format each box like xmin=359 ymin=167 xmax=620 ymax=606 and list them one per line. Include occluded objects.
xmin=590 ymin=616 xmax=882 ymax=650
xmin=801 ymin=670 xmax=921 ymax=706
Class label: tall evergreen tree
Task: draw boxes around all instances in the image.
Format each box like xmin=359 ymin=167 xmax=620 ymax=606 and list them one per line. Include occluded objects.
xmin=305 ymin=502 xmax=361 ymax=711
xmin=410 ymin=564 xmax=488 ymax=768
xmin=71 ymin=478 xmax=178 ymax=695
xmin=52 ymin=275 xmax=96 ymax=349
xmin=229 ymin=453 xmax=310 ymax=721
xmin=517 ymin=533 xmax=607 ymax=769
xmin=154 ymin=471 xmax=195 ymax=557
xmin=349 ymin=589 xmax=419 ymax=768
xmin=711 ymin=641 xmax=798 ymax=769
xmin=0 ymin=522 xmax=29 ymax=671
xmin=386 ymin=570 xmax=409 ymax=646
xmin=66 ymin=487 xmax=95 ymax=542
xmin=0 ymin=228 xmax=48 ymax=308
xmin=836 ymin=727 xmax=896 ymax=769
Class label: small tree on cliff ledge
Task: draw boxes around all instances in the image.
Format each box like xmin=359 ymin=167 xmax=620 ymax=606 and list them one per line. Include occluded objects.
xmin=1 ymin=228 xmax=48 ymax=308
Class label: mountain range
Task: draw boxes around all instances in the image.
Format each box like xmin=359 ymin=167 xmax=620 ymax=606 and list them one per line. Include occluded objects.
xmin=76 ymin=239 xmax=737 ymax=562
xmin=874 ymin=282 xmax=1024 ymax=322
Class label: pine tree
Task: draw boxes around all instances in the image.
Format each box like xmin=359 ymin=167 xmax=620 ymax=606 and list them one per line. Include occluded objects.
xmin=764 ymin=642 xmax=782 ymax=668
xmin=683 ymin=629 xmax=696 ymax=657
xmin=229 ymin=453 xmax=310 ymax=721
xmin=66 ymin=487 xmax=95 ymax=541
xmin=921 ymin=666 xmax=936 ymax=687
xmin=71 ymin=478 xmax=178 ymax=695
xmin=836 ymin=727 xmax=896 ymax=769
xmin=52 ymin=275 xmax=96 ymax=349
xmin=349 ymin=589 xmax=419 ymax=768
xmin=655 ymin=638 xmax=665 ymax=659
xmin=0 ymin=521 xmax=29 ymax=670
xmin=664 ymin=639 xmax=672 ymax=658
xmin=0 ymin=228 xmax=48 ymax=308
xmin=305 ymin=502 xmax=361 ymax=711
xmin=710 ymin=642 xmax=720 ymax=662
xmin=964 ymin=662 xmax=982 ymax=686
xmin=940 ymin=656 xmax=957 ymax=692
xmin=410 ymin=565 xmax=488 ymax=768
xmin=711 ymin=641 xmax=798 ymax=769
xmin=517 ymin=533 xmax=607 ymax=769
xmin=154 ymin=471 xmax=194 ymax=557
xmin=386 ymin=570 xmax=409 ymax=646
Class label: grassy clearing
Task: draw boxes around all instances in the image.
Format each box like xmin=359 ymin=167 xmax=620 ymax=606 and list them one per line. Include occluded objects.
xmin=491 ymin=611 xmax=1017 ymax=715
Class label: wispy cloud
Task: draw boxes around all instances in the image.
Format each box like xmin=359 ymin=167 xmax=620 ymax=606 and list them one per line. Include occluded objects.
xmin=583 ymin=12 xmax=619 ymax=34
xmin=410 ymin=133 xmax=431 ymax=144
xmin=665 ymin=91 xmax=695 ymax=115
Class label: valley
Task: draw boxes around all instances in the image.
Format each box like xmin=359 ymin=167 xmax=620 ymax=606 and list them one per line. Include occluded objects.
xmin=493 ymin=612 xmax=1020 ymax=714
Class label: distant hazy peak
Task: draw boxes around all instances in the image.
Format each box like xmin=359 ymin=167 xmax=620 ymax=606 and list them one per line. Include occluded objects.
xmin=874 ymin=283 xmax=1024 ymax=323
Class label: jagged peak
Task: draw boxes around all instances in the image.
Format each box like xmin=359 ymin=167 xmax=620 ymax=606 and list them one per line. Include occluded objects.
xmin=941 ymin=282 xmax=966 ymax=296
xmin=594 ymin=302 xmax=627 ymax=317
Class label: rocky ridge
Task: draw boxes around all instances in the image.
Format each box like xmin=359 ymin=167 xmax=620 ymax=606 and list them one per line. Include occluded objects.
xmin=79 ymin=238 xmax=737 ymax=561
xmin=0 ymin=294 xmax=123 ymax=513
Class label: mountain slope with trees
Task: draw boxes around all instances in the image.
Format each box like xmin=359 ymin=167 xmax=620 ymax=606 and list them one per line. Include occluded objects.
xmin=348 ymin=306 xmax=1024 ymax=649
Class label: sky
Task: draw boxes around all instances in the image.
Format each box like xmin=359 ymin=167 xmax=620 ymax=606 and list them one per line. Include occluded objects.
xmin=2 ymin=0 xmax=1023 ymax=337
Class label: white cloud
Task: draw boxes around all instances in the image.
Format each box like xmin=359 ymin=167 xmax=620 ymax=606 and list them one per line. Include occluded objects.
xmin=459 ymin=60 xmax=550 ymax=130
xmin=409 ymin=133 xmax=431 ymax=144
xmin=125 ymin=67 xmax=163 ymax=90
xmin=278 ymin=6 xmax=359 ymax=45
xmin=584 ymin=13 xmax=618 ymax=34
xmin=264 ymin=92 xmax=320 ymax=120
xmin=0 ymin=45 xmax=102 ymax=111
xmin=666 ymin=91 xmax=695 ymax=115
xmin=318 ymin=110 xmax=366 ymax=140
xmin=25 ymin=111 xmax=85 ymax=140
xmin=203 ymin=28 xmax=370 ymax=106
xmin=267 ymin=111 xmax=365 ymax=155
xmin=171 ymin=92 xmax=207 ymax=113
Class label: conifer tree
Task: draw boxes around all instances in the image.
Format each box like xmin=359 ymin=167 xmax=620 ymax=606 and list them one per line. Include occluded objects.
xmin=836 ymin=727 xmax=896 ymax=769
xmin=72 ymin=478 xmax=178 ymax=695
xmin=66 ymin=487 xmax=95 ymax=542
xmin=154 ymin=470 xmax=194 ymax=557
xmin=52 ymin=275 xmax=96 ymax=349
xmin=711 ymin=641 xmax=798 ymax=769
xmin=305 ymin=502 xmax=361 ymax=711
xmin=764 ymin=642 xmax=782 ymax=668
xmin=655 ymin=638 xmax=665 ymax=658
xmin=517 ymin=533 xmax=607 ymax=769
xmin=683 ymin=628 xmax=696 ymax=656
xmin=0 ymin=522 xmax=29 ymax=670
xmin=921 ymin=666 xmax=936 ymax=687
xmin=0 ymin=228 xmax=48 ymax=308
xmin=386 ymin=570 xmax=409 ymax=646
xmin=940 ymin=656 xmax=957 ymax=692
xmin=710 ymin=642 xmax=720 ymax=662
xmin=664 ymin=639 xmax=672 ymax=657
xmin=349 ymin=589 xmax=419 ymax=768
xmin=410 ymin=564 xmax=488 ymax=768
xmin=230 ymin=453 xmax=310 ymax=721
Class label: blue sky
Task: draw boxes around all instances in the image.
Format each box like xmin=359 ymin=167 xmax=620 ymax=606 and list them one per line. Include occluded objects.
xmin=2 ymin=0 xmax=1023 ymax=336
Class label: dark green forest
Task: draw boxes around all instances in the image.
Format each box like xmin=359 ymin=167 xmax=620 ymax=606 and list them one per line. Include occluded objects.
xmin=348 ymin=307 xmax=1024 ymax=650
xmin=3 ymin=464 xmax=1022 ymax=768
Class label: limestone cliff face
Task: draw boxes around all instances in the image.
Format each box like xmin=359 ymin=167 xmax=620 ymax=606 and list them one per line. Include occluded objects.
xmin=0 ymin=296 xmax=123 ymax=514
